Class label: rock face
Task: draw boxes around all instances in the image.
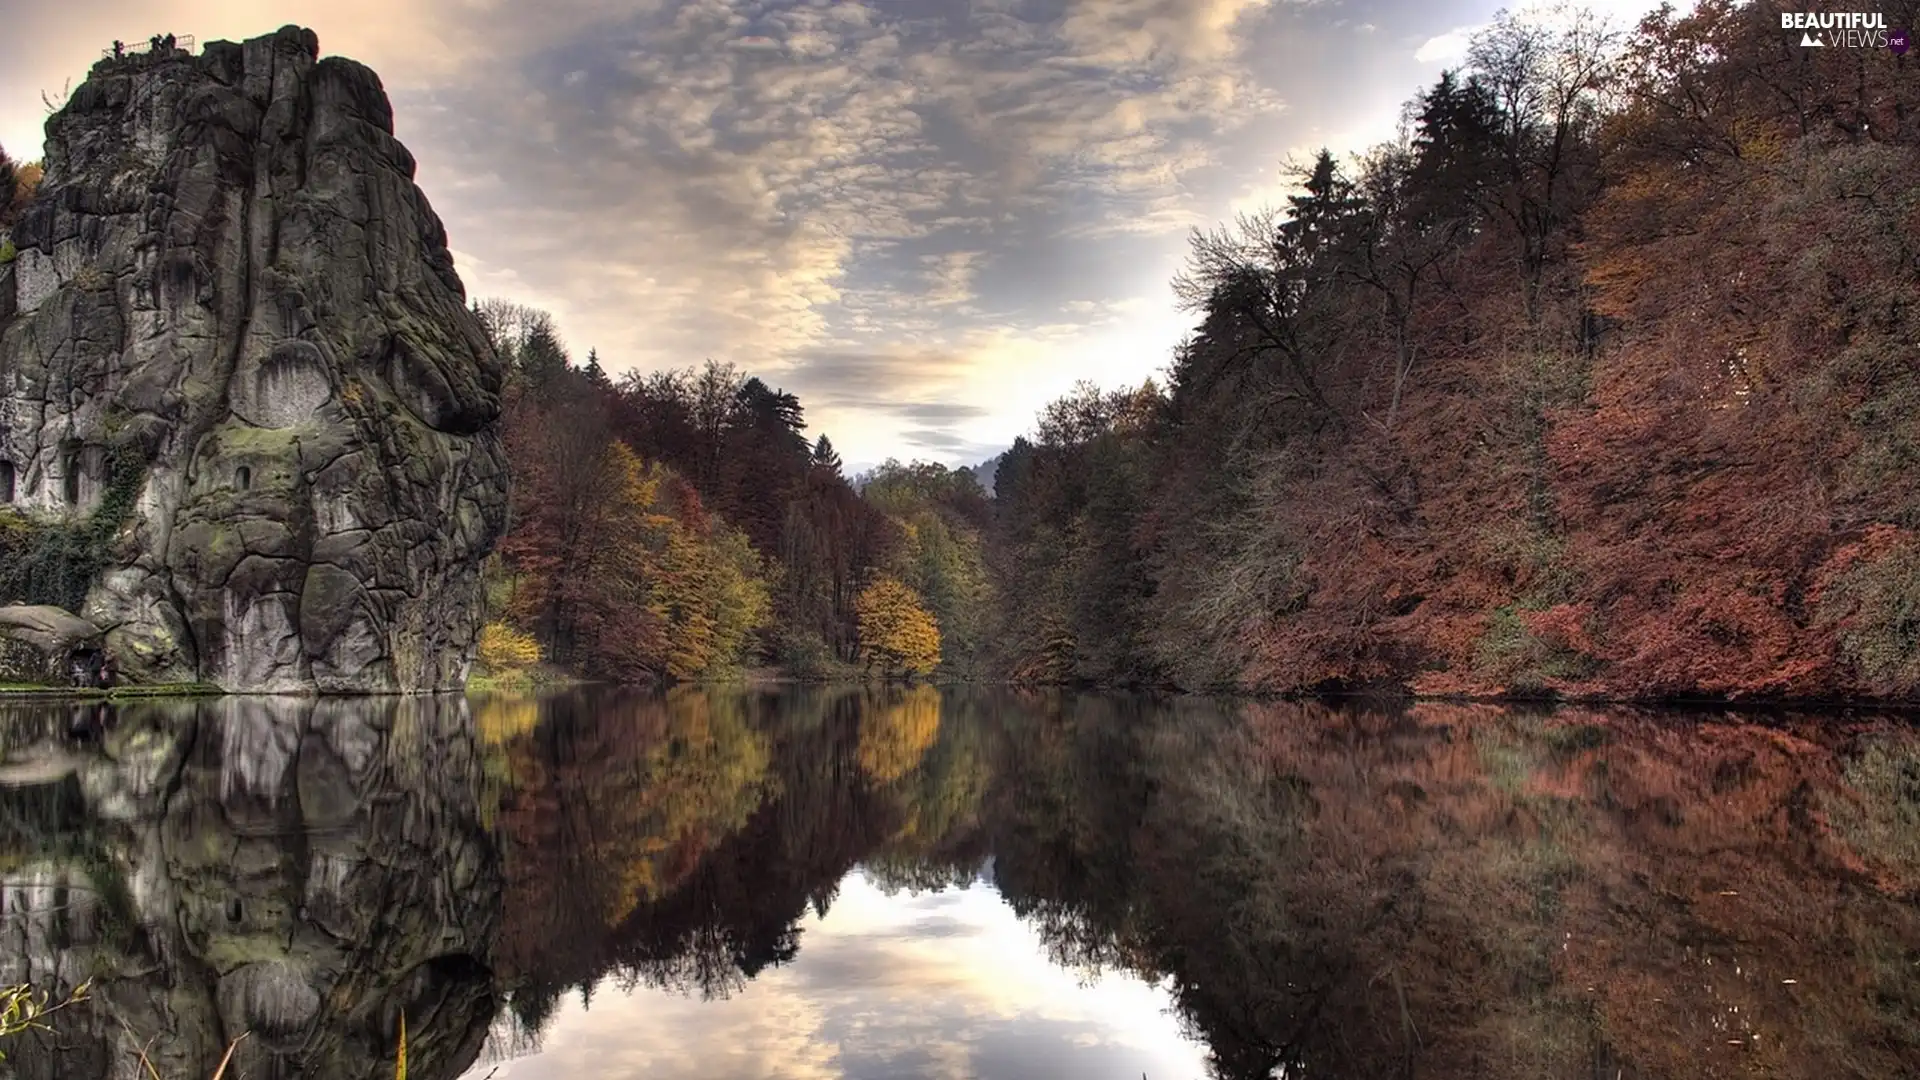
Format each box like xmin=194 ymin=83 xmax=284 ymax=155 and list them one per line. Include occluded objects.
xmin=0 ymin=28 xmax=508 ymax=692
xmin=0 ymin=604 xmax=106 ymax=685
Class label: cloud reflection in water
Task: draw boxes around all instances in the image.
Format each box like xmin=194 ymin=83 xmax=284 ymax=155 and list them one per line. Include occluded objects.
xmin=472 ymin=870 xmax=1207 ymax=1080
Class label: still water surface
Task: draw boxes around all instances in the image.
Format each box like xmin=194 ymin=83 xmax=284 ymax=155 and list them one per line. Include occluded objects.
xmin=0 ymin=688 xmax=1916 ymax=1079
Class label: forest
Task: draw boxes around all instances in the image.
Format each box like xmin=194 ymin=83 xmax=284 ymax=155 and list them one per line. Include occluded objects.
xmin=477 ymin=0 xmax=1920 ymax=701
xmin=981 ymin=0 xmax=1920 ymax=700
xmin=472 ymin=304 xmax=989 ymax=684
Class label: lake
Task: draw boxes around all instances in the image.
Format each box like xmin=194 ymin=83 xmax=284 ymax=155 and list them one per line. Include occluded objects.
xmin=0 ymin=688 xmax=1916 ymax=1079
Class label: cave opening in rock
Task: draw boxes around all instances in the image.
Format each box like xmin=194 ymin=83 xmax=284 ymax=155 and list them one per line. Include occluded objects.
xmin=235 ymin=465 xmax=252 ymax=491
xmin=60 ymin=444 xmax=80 ymax=506
xmin=0 ymin=460 xmax=13 ymax=503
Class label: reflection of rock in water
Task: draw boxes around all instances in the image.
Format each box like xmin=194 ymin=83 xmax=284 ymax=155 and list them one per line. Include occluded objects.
xmin=0 ymin=696 xmax=502 ymax=1079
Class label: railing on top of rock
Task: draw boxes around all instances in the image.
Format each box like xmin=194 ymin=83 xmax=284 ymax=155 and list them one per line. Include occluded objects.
xmin=100 ymin=34 xmax=195 ymax=60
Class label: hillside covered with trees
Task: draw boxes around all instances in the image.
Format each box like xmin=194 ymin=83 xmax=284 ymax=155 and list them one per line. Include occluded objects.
xmin=984 ymin=0 xmax=1920 ymax=701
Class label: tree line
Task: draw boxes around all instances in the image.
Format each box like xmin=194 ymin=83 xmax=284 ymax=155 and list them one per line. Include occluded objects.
xmin=984 ymin=0 xmax=1920 ymax=700
xmin=474 ymin=301 xmax=990 ymax=682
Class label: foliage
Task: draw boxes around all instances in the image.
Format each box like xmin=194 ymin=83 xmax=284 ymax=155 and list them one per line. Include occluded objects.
xmin=0 ymin=144 xmax=42 ymax=227
xmin=854 ymin=575 xmax=941 ymax=677
xmin=0 ymin=446 xmax=147 ymax=612
xmin=862 ymin=461 xmax=993 ymax=677
xmin=477 ymin=621 xmax=542 ymax=673
xmin=979 ymin=1 xmax=1920 ymax=700
xmin=492 ymin=356 xmax=774 ymax=681
xmin=1817 ymin=533 xmax=1920 ymax=698
xmin=0 ymin=981 xmax=90 ymax=1060
xmin=478 ymin=318 xmax=903 ymax=682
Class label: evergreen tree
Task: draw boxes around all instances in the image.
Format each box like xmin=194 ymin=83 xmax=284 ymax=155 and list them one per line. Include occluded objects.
xmin=582 ymin=348 xmax=612 ymax=390
xmin=1278 ymin=150 xmax=1365 ymax=273
xmin=811 ymin=435 xmax=843 ymax=475
xmin=519 ymin=322 xmax=571 ymax=394
xmin=1407 ymin=70 xmax=1503 ymax=231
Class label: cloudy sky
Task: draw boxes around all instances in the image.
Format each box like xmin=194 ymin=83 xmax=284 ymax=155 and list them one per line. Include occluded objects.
xmin=0 ymin=0 xmax=1665 ymax=467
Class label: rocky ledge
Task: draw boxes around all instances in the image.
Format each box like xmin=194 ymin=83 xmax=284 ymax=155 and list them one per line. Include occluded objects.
xmin=0 ymin=27 xmax=507 ymax=692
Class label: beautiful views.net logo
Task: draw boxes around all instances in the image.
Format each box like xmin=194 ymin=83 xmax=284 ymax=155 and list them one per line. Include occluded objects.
xmin=1781 ymin=11 xmax=1909 ymax=51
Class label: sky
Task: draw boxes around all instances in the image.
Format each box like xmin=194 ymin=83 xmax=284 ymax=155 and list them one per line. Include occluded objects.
xmin=462 ymin=869 xmax=1211 ymax=1079
xmin=0 ymin=0 xmax=1668 ymax=468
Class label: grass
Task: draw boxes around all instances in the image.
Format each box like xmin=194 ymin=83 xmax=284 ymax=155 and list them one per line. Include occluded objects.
xmin=466 ymin=665 xmax=582 ymax=693
xmin=0 ymin=983 xmax=410 ymax=1078
xmin=0 ymin=681 xmax=223 ymax=699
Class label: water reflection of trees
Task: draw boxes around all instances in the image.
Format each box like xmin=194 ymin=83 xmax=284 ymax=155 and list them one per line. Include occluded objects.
xmin=485 ymin=684 xmax=991 ymax=1031
xmin=0 ymin=697 xmax=501 ymax=1080
xmin=484 ymin=687 xmax=1920 ymax=1078
xmin=983 ymin=697 xmax=1920 ymax=1080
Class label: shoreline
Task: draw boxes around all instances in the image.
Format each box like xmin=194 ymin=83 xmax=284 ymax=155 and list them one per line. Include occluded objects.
xmin=2 ymin=678 xmax=1919 ymax=713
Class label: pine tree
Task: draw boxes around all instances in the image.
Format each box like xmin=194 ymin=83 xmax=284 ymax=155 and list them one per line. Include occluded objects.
xmin=1278 ymin=149 xmax=1365 ymax=272
xmin=1407 ymin=70 xmax=1503 ymax=231
xmin=518 ymin=322 xmax=570 ymax=394
xmin=811 ymin=434 xmax=843 ymax=475
xmin=582 ymin=348 xmax=612 ymax=390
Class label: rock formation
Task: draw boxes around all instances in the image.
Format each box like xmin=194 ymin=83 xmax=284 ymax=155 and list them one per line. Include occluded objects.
xmin=0 ymin=605 xmax=106 ymax=685
xmin=0 ymin=27 xmax=508 ymax=692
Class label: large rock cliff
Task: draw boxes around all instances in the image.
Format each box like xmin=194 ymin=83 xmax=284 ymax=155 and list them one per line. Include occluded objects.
xmin=0 ymin=27 xmax=508 ymax=692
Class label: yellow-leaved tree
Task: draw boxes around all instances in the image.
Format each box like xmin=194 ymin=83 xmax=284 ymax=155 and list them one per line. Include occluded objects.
xmin=477 ymin=621 xmax=541 ymax=674
xmin=855 ymin=575 xmax=941 ymax=678
xmin=642 ymin=462 xmax=771 ymax=680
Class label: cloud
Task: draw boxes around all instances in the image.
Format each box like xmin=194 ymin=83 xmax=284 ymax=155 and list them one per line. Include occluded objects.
xmin=387 ymin=0 xmax=1300 ymax=460
xmin=886 ymin=403 xmax=994 ymax=424
xmin=919 ymin=251 xmax=985 ymax=309
xmin=1414 ymin=24 xmax=1483 ymax=65
xmin=4 ymin=0 xmax=1664 ymax=463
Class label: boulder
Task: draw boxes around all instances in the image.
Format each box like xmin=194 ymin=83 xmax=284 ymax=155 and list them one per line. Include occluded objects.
xmin=0 ymin=604 xmax=106 ymax=686
xmin=0 ymin=27 xmax=508 ymax=692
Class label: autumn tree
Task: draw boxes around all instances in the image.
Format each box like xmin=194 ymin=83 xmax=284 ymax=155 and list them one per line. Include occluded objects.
xmin=478 ymin=622 xmax=542 ymax=674
xmin=606 ymin=357 xmax=897 ymax=671
xmin=855 ymin=575 xmax=941 ymax=677
xmin=0 ymin=145 xmax=39 ymax=227
xmin=487 ymin=317 xmax=776 ymax=681
xmin=1465 ymin=4 xmax=1619 ymax=318
xmin=862 ymin=461 xmax=995 ymax=677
